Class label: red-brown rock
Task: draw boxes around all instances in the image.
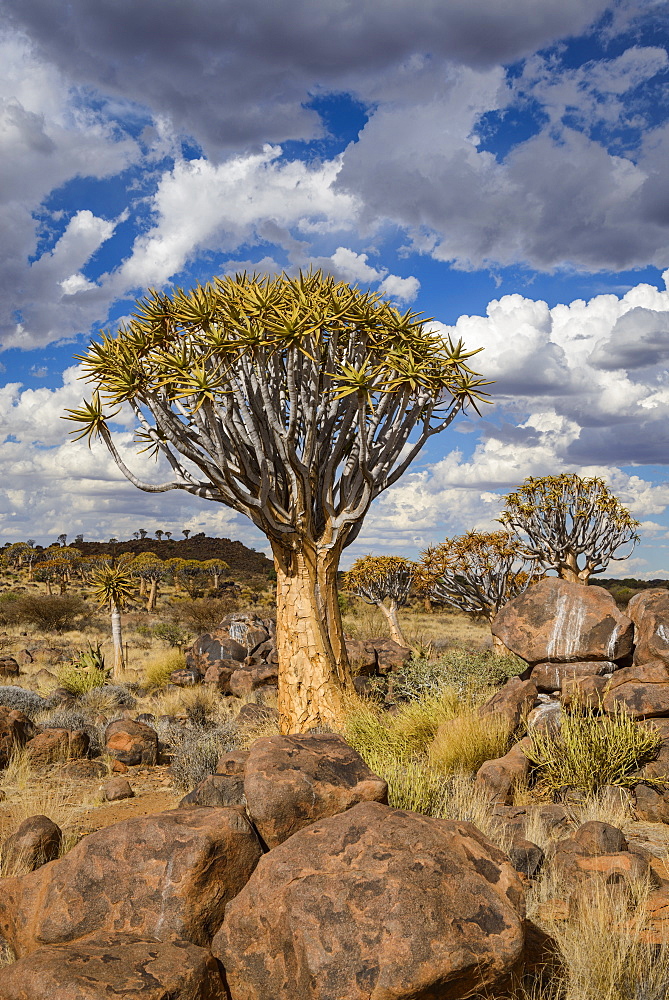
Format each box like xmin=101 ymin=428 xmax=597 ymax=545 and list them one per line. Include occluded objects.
xmin=371 ymin=638 xmax=412 ymax=673
xmin=3 ymin=816 xmax=62 ymax=873
xmin=170 ymin=667 xmax=203 ymax=686
xmin=491 ymin=579 xmax=633 ymax=665
xmin=25 ymin=729 xmax=89 ymax=768
xmin=105 ymin=718 xmax=158 ymax=766
xmin=0 ymin=708 xmax=35 ymax=769
xmin=102 ymin=778 xmax=134 ymax=802
xmin=476 ymin=739 xmax=531 ymax=804
xmin=628 ymin=589 xmax=669 ymax=667
xmin=344 ymin=639 xmax=378 ymax=676
xmin=228 ymin=663 xmax=278 ymax=699
xmin=0 ymin=658 xmax=19 ymax=677
xmin=531 ymin=659 xmax=615 ymax=692
xmin=0 ymin=936 xmax=227 ymax=999
xmin=179 ymin=773 xmax=245 ymax=809
xmin=602 ymin=661 xmax=669 ymax=718
xmin=562 ymin=673 xmax=611 ymax=709
xmin=0 ymin=807 xmax=262 ymax=957
xmin=213 ymin=801 xmax=526 ymax=1000
xmin=571 ymin=821 xmax=628 ymax=855
xmin=243 ymin=734 xmax=388 ymax=848
xmin=633 ymin=783 xmax=669 ymax=823
xmin=479 ymin=675 xmax=538 ymax=728
xmin=203 ymin=660 xmax=237 ymax=692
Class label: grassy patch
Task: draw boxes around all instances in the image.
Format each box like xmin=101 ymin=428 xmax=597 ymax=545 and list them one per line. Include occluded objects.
xmin=428 ymin=710 xmax=512 ymax=776
xmin=143 ymin=649 xmax=185 ymax=691
xmin=56 ymin=663 xmax=107 ymax=695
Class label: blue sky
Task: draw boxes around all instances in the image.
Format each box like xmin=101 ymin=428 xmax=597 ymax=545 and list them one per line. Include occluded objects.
xmin=1 ymin=0 xmax=669 ymax=575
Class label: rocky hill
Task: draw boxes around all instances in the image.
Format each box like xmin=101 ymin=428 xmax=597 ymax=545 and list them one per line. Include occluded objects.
xmin=71 ymin=534 xmax=273 ymax=577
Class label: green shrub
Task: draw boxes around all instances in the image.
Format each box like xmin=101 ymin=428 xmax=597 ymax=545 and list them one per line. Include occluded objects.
xmin=56 ymin=664 xmax=107 ymax=695
xmin=526 ymin=702 xmax=664 ymax=797
xmin=342 ymin=690 xmax=460 ymax=766
xmin=0 ymin=594 xmax=89 ymax=632
xmin=152 ymin=622 xmax=188 ymax=647
xmin=144 ymin=649 xmax=186 ymax=691
xmin=392 ymin=648 xmax=526 ymax=702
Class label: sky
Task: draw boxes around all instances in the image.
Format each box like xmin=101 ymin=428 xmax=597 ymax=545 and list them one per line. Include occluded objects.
xmin=1 ymin=0 xmax=669 ymax=576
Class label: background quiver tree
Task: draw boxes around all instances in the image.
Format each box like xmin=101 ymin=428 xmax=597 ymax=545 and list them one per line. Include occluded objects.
xmin=129 ymin=553 xmax=165 ymax=611
xmin=202 ymin=558 xmax=229 ymax=590
xmin=90 ymin=564 xmax=135 ymax=676
xmin=65 ymin=269 xmax=489 ymax=733
xmin=344 ymin=555 xmax=415 ymax=646
xmin=420 ymin=531 xmax=536 ymax=645
xmin=499 ymin=473 xmax=640 ymax=585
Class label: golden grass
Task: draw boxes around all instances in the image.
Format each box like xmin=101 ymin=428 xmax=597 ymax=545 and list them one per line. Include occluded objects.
xmin=428 ymin=710 xmax=512 ymax=776
xmin=143 ymin=649 xmax=186 ymax=690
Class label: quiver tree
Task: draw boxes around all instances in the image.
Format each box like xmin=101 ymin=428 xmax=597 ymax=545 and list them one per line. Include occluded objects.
xmin=65 ymin=270 xmax=487 ymax=732
xmin=499 ymin=474 xmax=640 ymax=585
xmin=202 ymin=558 xmax=229 ymax=590
xmin=177 ymin=559 xmax=206 ymax=596
xmin=420 ymin=531 xmax=536 ymax=641
xmin=344 ymin=555 xmax=415 ymax=646
xmin=130 ymin=553 xmax=165 ymax=611
xmin=91 ymin=564 xmax=134 ymax=676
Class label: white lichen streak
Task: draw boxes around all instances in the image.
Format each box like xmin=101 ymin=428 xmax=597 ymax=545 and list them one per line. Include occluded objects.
xmin=547 ymin=591 xmax=586 ymax=661
xmin=657 ymin=624 xmax=669 ymax=645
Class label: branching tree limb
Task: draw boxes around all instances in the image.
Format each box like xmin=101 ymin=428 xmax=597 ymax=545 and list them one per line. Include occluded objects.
xmin=344 ymin=555 xmax=415 ymax=646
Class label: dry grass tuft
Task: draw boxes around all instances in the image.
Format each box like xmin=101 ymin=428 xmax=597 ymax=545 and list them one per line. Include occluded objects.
xmin=143 ymin=649 xmax=186 ymax=691
xmin=428 ymin=710 xmax=512 ymax=776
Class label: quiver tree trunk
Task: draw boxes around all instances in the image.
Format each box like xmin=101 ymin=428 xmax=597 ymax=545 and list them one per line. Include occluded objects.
xmin=273 ymin=542 xmax=352 ymax=734
xmin=111 ymin=602 xmax=124 ymax=677
xmin=147 ymin=578 xmax=158 ymax=612
xmin=378 ymin=600 xmax=407 ymax=646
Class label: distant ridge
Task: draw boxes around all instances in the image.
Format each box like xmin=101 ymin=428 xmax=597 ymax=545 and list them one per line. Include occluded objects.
xmin=72 ymin=534 xmax=272 ymax=576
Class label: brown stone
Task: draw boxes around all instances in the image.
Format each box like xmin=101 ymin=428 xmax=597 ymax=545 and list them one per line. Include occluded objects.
xmin=562 ymin=673 xmax=610 ymax=709
xmin=491 ymin=578 xmax=633 ymax=665
xmin=187 ymin=627 xmax=254 ymax=675
xmin=345 ymin=638 xmax=378 ymax=676
xmin=509 ymin=838 xmax=544 ymax=878
xmin=0 ymin=936 xmax=227 ymax=999
xmin=571 ymin=821 xmax=628 ymax=855
xmin=235 ymin=702 xmax=278 ymax=728
xmin=628 ymin=589 xmax=669 ymax=667
xmin=170 ymin=667 xmax=203 ymax=686
xmin=33 ymin=668 xmax=56 ymax=687
xmin=531 ymin=659 xmax=615 ymax=692
xmin=370 ymin=637 xmax=412 ymax=673
xmin=634 ymin=784 xmax=669 ymax=823
xmin=479 ymin=675 xmax=538 ymax=728
xmin=105 ymin=719 xmax=158 ymax=766
xmin=573 ymin=852 xmax=650 ymax=882
xmin=14 ymin=650 xmax=33 ymax=666
xmin=526 ymin=700 xmax=562 ymax=734
xmin=30 ymin=648 xmax=64 ymax=665
xmin=25 ymin=728 xmax=89 ymax=768
xmin=102 ymin=778 xmax=134 ymax=802
xmin=602 ymin=661 xmax=669 ymax=718
xmin=213 ymin=801 xmax=525 ymax=1000
xmin=0 ymin=658 xmax=19 ymax=677
xmin=0 ymin=708 xmax=35 ymax=769
xmin=243 ymin=733 xmax=388 ymax=848
xmin=203 ymin=660 xmax=237 ymax=692
xmin=3 ymin=816 xmax=62 ymax=873
xmin=0 ymin=807 xmax=263 ymax=957
xmin=59 ymin=759 xmax=107 ymax=780
xmin=475 ymin=739 xmax=531 ymax=804
xmin=228 ymin=663 xmax=278 ymax=699
xmin=179 ymin=773 xmax=245 ymax=809
xmin=216 ymin=749 xmax=250 ymax=775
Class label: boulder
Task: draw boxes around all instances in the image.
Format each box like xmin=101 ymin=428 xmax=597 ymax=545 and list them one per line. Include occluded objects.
xmin=491 ymin=579 xmax=633 ymax=665
xmin=0 ymin=936 xmax=227 ymax=999
xmin=229 ymin=663 xmax=278 ymax=699
xmin=476 ymin=739 xmax=531 ymax=804
xmin=571 ymin=821 xmax=628 ymax=855
xmin=3 ymin=816 xmax=62 ymax=873
xmin=633 ymin=783 xmax=669 ymax=823
xmin=187 ymin=615 xmax=273 ymax=675
xmin=371 ymin=638 xmax=412 ymax=673
xmin=179 ymin=773 xmax=245 ymax=809
xmin=169 ymin=667 xmax=203 ymax=687
xmin=59 ymin=759 xmax=107 ymax=780
xmin=0 ymin=807 xmax=262 ymax=957
xmin=25 ymin=728 xmax=89 ymax=768
xmin=213 ymin=801 xmax=525 ymax=1000
xmin=602 ymin=661 xmax=669 ymax=718
xmin=526 ymin=700 xmax=562 ymax=735
xmin=0 ymin=708 xmax=35 ymax=769
xmin=105 ymin=719 xmax=158 ymax=766
xmin=345 ymin=638 xmax=378 ymax=676
xmin=102 ymin=778 xmax=134 ymax=802
xmin=203 ymin=661 xmax=238 ymax=692
xmin=531 ymin=659 xmax=615 ymax=693
xmin=243 ymin=733 xmax=388 ymax=848
xmin=0 ymin=658 xmax=19 ymax=677
xmin=628 ymin=589 xmax=669 ymax=666
xmin=562 ymin=673 xmax=610 ymax=709
xmin=509 ymin=838 xmax=545 ymax=879
xmin=14 ymin=650 xmax=33 ymax=666
xmin=479 ymin=676 xmax=538 ymax=729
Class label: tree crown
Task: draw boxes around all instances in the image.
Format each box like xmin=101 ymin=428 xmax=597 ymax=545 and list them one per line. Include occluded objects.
xmin=344 ymin=555 xmax=415 ymax=605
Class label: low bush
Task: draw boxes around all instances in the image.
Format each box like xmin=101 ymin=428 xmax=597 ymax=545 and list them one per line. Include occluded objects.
xmin=56 ymin=664 xmax=107 ymax=695
xmin=168 ymin=596 xmax=242 ymax=633
xmin=152 ymin=622 xmax=188 ymax=647
xmin=0 ymin=594 xmax=90 ymax=632
xmin=0 ymin=686 xmax=48 ymax=718
xmin=526 ymin=701 xmax=664 ymax=797
xmin=428 ymin=710 xmax=512 ymax=775
xmin=169 ymin=721 xmax=240 ymax=791
xmin=392 ymin=648 xmax=525 ymax=702
xmin=79 ymin=685 xmax=136 ymax=712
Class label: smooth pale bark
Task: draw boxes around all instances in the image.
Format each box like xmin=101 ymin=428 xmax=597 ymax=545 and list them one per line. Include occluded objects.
xmin=557 ymin=553 xmax=590 ymax=585
xmin=273 ymin=541 xmax=352 ymax=734
xmin=111 ymin=602 xmax=124 ymax=677
xmin=147 ymin=578 xmax=158 ymax=612
xmin=377 ymin=600 xmax=407 ymax=647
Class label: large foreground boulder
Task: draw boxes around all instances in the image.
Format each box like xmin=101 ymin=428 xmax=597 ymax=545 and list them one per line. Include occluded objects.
xmin=243 ymin=733 xmax=388 ymax=848
xmin=0 ymin=807 xmax=262 ymax=957
xmin=628 ymin=589 xmax=669 ymax=667
xmin=491 ymin=579 xmax=633 ymax=665
xmin=214 ymin=801 xmax=525 ymax=1000
xmin=0 ymin=936 xmax=226 ymax=999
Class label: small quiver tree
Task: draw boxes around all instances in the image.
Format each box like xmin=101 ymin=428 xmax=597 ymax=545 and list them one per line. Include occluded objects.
xmin=202 ymin=558 xmax=229 ymax=590
xmin=499 ymin=473 xmax=639 ymax=584
xmin=344 ymin=556 xmax=415 ymax=646
xmin=65 ymin=270 xmax=488 ymax=732
xmin=129 ymin=553 xmax=165 ymax=611
xmin=421 ymin=531 xmax=535 ymax=649
xmin=91 ymin=565 xmax=134 ymax=677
